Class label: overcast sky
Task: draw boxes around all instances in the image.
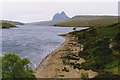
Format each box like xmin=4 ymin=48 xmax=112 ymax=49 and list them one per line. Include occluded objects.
xmin=1 ymin=2 xmax=118 ymax=23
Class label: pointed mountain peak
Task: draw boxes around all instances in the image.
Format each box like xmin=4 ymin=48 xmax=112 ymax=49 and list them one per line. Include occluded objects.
xmin=61 ymin=11 xmax=66 ymax=15
xmin=52 ymin=11 xmax=70 ymax=21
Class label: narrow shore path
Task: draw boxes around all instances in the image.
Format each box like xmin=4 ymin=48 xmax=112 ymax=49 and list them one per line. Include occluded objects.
xmin=35 ymin=34 xmax=98 ymax=78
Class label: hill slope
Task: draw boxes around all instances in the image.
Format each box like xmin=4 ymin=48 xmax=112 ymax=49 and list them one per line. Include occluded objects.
xmin=54 ymin=16 xmax=118 ymax=27
xmin=66 ymin=23 xmax=120 ymax=79
xmin=0 ymin=20 xmax=24 ymax=25
xmin=0 ymin=22 xmax=17 ymax=29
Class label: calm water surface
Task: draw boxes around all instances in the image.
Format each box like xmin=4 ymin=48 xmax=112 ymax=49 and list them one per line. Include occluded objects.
xmin=2 ymin=25 xmax=87 ymax=70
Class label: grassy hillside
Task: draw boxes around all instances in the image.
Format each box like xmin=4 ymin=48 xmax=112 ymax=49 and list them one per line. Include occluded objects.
xmin=54 ymin=16 xmax=118 ymax=27
xmin=1 ymin=20 xmax=24 ymax=25
xmin=0 ymin=22 xmax=17 ymax=29
xmin=61 ymin=23 xmax=120 ymax=79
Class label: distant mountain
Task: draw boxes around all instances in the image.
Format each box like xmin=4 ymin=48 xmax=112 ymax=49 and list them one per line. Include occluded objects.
xmin=27 ymin=20 xmax=64 ymax=26
xmin=52 ymin=11 xmax=70 ymax=21
xmin=54 ymin=15 xmax=118 ymax=27
xmin=27 ymin=11 xmax=70 ymax=25
xmin=0 ymin=20 xmax=24 ymax=25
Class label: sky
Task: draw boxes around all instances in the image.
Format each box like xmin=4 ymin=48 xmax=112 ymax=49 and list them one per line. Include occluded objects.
xmin=0 ymin=0 xmax=119 ymax=23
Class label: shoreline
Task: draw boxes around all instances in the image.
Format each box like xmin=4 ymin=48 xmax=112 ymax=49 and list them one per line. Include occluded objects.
xmin=34 ymin=34 xmax=68 ymax=75
xmin=34 ymin=34 xmax=98 ymax=78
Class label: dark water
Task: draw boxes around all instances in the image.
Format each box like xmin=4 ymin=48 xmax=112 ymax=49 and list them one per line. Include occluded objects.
xmin=2 ymin=25 xmax=87 ymax=70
